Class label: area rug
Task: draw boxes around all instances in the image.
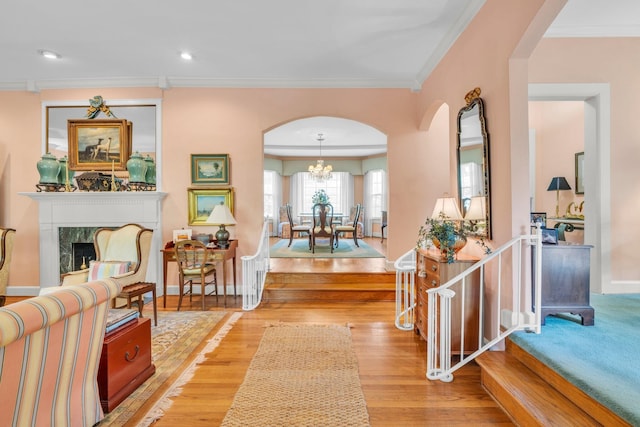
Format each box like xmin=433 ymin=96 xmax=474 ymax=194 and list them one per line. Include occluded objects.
xmin=99 ymin=309 xmax=236 ymax=426
xmin=510 ymin=293 xmax=640 ymax=426
xmin=221 ymin=323 xmax=371 ymax=427
xmin=269 ymin=238 xmax=384 ymax=258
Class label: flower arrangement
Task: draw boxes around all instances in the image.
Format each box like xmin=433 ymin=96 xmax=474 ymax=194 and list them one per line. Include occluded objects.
xmin=417 ymin=213 xmax=491 ymax=263
xmin=311 ymin=189 xmax=330 ymax=204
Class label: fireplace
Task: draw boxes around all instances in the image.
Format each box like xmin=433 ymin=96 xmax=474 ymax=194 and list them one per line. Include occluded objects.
xmin=20 ymin=191 xmax=167 ymax=291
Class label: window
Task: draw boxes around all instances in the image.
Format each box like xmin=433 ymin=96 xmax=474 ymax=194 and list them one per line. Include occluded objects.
xmin=264 ymin=170 xmax=281 ymax=235
xmin=291 ymin=172 xmax=352 ymax=216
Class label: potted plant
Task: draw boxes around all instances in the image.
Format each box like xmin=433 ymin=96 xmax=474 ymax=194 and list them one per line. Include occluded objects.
xmin=417 ymin=213 xmax=491 ymax=263
xmin=311 ymin=189 xmax=330 ymax=205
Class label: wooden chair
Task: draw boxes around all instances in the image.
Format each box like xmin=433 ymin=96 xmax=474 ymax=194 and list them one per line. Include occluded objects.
xmin=381 ymin=210 xmax=388 ymax=243
xmin=334 ymin=204 xmax=361 ymax=248
xmin=311 ymin=203 xmax=334 ymax=253
xmin=0 ymin=228 xmax=16 ymax=307
xmin=175 ymin=240 xmax=219 ymax=310
xmin=286 ymin=204 xmax=312 ymax=248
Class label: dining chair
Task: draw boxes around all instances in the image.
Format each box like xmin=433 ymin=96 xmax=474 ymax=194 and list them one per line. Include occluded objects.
xmin=334 ymin=204 xmax=361 ymax=248
xmin=311 ymin=203 xmax=334 ymax=253
xmin=175 ymin=239 xmax=219 ymax=310
xmin=286 ymin=204 xmax=312 ymax=248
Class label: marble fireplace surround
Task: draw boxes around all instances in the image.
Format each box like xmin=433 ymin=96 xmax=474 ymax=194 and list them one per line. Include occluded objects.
xmin=21 ymin=192 xmax=167 ymax=291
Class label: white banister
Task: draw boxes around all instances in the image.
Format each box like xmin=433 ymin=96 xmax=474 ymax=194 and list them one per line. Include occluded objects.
xmin=394 ymin=249 xmax=416 ymax=331
xmin=241 ymin=220 xmax=270 ymax=310
xmin=426 ymin=228 xmax=543 ymax=382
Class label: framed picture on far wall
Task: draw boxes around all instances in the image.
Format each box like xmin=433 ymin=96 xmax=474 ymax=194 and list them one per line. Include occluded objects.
xmin=187 ymin=187 xmax=234 ymax=225
xmin=191 ymin=154 xmax=230 ymax=185
xmin=530 ymin=212 xmax=547 ymax=228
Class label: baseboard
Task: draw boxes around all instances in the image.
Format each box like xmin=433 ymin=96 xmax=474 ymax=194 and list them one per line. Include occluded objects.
xmin=606 ymin=280 xmax=640 ymax=294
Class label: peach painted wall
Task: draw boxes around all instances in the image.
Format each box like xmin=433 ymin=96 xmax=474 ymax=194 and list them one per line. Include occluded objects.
xmin=416 ymin=0 xmax=547 ymax=253
xmin=529 ymin=37 xmax=640 ymax=282
xmin=1 ymin=87 xmax=423 ymax=288
xmin=0 ymin=0 xmax=558 ymax=292
xmin=529 ymin=101 xmax=584 ymax=244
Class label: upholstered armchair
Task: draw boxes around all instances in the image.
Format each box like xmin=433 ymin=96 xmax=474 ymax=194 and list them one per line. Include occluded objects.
xmin=61 ymin=223 xmax=153 ymax=287
xmin=0 ymin=228 xmax=16 ymax=307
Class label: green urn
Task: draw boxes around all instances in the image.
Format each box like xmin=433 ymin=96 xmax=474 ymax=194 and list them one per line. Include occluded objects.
xmin=144 ymin=155 xmax=156 ymax=185
xmin=126 ymin=151 xmax=147 ymax=183
xmin=37 ymin=152 xmax=60 ymax=184
xmin=57 ymin=155 xmax=75 ymax=185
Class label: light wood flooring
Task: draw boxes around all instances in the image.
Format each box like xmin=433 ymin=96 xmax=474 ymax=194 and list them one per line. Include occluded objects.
xmin=146 ymin=237 xmax=512 ymax=426
xmin=5 ymin=238 xmax=513 ymax=426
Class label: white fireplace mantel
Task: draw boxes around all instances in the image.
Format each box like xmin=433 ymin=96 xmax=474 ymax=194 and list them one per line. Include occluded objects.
xmin=20 ymin=191 xmax=167 ymax=290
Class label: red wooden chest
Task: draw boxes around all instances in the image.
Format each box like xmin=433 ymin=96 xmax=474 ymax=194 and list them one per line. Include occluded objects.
xmin=98 ymin=317 xmax=156 ymax=413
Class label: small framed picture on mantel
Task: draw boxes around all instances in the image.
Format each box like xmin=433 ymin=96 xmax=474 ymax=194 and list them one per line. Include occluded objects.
xmin=191 ymin=154 xmax=230 ymax=185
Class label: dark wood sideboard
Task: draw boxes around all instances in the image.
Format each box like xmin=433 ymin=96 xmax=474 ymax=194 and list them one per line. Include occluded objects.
xmin=533 ymin=243 xmax=595 ymax=326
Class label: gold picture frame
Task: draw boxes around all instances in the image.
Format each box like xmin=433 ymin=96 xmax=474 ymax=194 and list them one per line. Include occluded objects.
xmin=188 ymin=188 xmax=234 ymax=225
xmin=67 ymin=119 xmax=132 ymax=171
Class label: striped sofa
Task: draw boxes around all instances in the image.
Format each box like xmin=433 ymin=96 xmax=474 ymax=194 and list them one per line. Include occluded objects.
xmin=0 ymin=279 xmax=121 ymax=427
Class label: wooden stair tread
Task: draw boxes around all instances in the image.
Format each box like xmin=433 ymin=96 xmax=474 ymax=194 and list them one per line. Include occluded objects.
xmin=477 ymin=351 xmax=599 ymax=426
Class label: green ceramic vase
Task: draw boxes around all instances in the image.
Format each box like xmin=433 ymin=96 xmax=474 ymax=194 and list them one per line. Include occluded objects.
xmin=37 ymin=152 xmax=60 ymax=184
xmin=57 ymin=155 xmax=75 ymax=185
xmin=126 ymin=151 xmax=147 ymax=183
xmin=144 ymin=155 xmax=156 ymax=185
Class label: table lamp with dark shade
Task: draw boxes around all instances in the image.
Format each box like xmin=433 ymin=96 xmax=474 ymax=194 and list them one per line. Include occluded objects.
xmin=547 ymin=176 xmax=571 ymax=218
xmin=207 ymin=203 xmax=236 ymax=249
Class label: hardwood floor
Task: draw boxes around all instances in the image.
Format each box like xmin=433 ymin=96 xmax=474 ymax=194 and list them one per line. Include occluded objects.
xmin=149 ymin=238 xmax=512 ymax=426
xmin=5 ymin=238 xmax=513 ymax=426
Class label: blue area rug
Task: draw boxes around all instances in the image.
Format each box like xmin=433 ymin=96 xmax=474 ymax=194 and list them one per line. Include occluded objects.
xmin=510 ymin=293 xmax=640 ymax=425
xmin=269 ymin=238 xmax=384 ymax=258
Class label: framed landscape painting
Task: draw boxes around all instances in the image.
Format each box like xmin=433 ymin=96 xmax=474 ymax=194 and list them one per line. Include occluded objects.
xmin=188 ymin=188 xmax=234 ymax=225
xmin=67 ymin=119 xmax=131 ymax=171
xmin=191 ymin=154 xmax=230 ymax=185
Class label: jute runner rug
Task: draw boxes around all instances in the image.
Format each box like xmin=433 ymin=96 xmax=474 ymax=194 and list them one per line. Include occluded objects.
xmin=99 ymin=309 xmax=236 ymax=426
xmin=221 ymin=323 xmax=371 ymax=427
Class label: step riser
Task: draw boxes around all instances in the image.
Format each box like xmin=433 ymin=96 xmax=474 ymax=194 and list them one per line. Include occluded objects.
xmin=263 ymin=289 xmax=394 ymax=302
xmin=265 ymin=271 xmax=395 ymax=303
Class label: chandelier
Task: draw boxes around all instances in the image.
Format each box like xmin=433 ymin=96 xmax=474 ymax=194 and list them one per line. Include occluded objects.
xmin=308 ymin=133 xmax=333 ymax=181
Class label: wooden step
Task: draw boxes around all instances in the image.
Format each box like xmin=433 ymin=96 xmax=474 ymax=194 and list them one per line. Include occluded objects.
xmin=266 ymin=271 xmax=395 ymax=285
xmin=505 ymin=339 xmax=631 ymax=426
xmin=476 ymin=350 xmax=600 ymax=426
xmin=264 ymin=271 xmax=395 ymax=302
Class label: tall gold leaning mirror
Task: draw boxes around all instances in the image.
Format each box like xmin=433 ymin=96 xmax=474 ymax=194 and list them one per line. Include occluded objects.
xmin=457 ymin=88 xmax=491 ymax=239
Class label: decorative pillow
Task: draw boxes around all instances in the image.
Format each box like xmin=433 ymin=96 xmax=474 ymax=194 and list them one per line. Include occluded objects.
xmin=88 ymin=260 xmax=131 ymax=281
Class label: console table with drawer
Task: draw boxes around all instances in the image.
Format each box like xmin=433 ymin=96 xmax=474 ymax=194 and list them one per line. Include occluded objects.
xmin=415 ymin=249 xmax=481 ymax=354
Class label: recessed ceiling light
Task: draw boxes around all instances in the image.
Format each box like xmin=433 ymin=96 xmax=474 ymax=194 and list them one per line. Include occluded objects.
xmin=38 ymin=49 xmax=61 ymax=59
xmin=180 ymin=51 xmax=193 ymax=60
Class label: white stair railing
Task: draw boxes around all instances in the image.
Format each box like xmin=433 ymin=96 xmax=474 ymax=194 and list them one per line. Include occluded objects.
xmin=241 ymin=220 xmax=270 ymax=310
xmin=394 ymin=249 xmax=417 ymax=331
xmin=426 ymin=228 xmax=542 ymax=382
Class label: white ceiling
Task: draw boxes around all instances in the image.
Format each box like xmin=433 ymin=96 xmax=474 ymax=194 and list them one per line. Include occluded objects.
xmin=2 ymin=0 xmax=638 ymax=158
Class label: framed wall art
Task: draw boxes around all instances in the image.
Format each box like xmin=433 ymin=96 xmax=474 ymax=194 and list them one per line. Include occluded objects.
xmin=67 ymin=119 xmax=132 ymax=171
xmin=188 ymin=188 xmax=234 ymax=225
xmin=190 ymin=154 xmax=230 ymax=185
xmin=530 ymin=212 xmax=547 ymax=228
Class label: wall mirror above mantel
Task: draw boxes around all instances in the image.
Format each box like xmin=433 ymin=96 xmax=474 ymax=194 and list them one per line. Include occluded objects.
xmin=457 ymin=88 xmax=491 ymax=239
xmin=43 ymin=99 xmax=162 ymax=189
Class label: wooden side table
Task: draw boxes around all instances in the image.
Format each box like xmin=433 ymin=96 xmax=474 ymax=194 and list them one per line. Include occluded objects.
xmin=161 ymin=239 xmax=237 ymax=308
xmin=116 ymin=282 xmax=158 ymax=326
